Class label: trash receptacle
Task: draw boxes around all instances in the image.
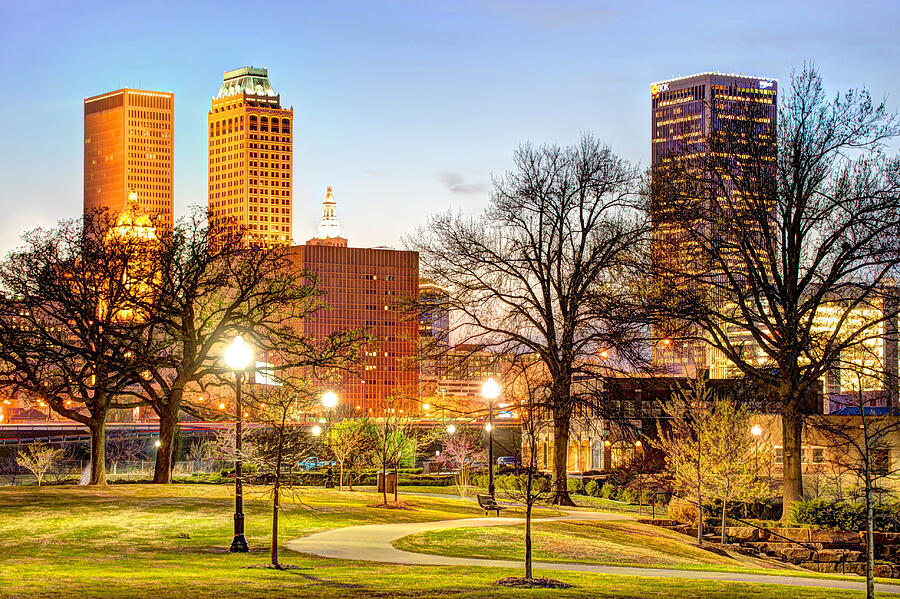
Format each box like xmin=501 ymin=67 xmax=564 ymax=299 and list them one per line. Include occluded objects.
xmin=377 ymin=472 xmax=398 ymax=495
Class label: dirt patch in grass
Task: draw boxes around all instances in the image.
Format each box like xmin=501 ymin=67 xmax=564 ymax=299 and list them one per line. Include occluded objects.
xmin=244 ymin=563 xmax=302 ymax=570
xmin=368 ymin=500 xmax=415 ymax=511
xmin=496 ymin=576 xmax=572 ymax=589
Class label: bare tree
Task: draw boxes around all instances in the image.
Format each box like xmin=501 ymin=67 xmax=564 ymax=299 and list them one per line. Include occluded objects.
xmin=504 ymin=359 xmax=553 ymax=581
xmin=244 ymin=375 xmax=317 ymax=569
xmin=0 ymin=210 xmax=154 ymax=485
xmin=106 ymin=433 xmax=147 ymax=476
xmin=371 ymin=396 xmax=417 ymax=506
xmin=651 ymin=66 xmax=900 ymax=518
xmin=185 ymin=439 xmax=216 ymax=473
xmin=16 ymin=443 xmax=64 ymax=486
xmin=409 ymin=134 xmax=648 ymax=505
xmin=812 ymin=354 xmax=900 ymax=599
xmin=127 ymin=209 xmax=367 ymax=483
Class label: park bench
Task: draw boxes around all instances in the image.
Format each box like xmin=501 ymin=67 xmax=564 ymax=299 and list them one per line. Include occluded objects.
xmin=477 ymin=494 xmax=506 ymax=516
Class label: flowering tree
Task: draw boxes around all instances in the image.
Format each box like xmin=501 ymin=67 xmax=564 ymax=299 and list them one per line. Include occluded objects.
xmin=656 ymin=379 xmax=769 ymax=544
xmin=16 ymin=443 xmax=64 ymax=486
xmin=434 ymin=427 xmax=486 ymax=497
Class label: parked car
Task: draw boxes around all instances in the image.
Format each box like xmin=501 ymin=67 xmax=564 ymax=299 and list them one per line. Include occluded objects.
xmin=297 ymin=456 xmax=336 ymax=471
xmin=496 ymin=456 xmax=521 ymax=468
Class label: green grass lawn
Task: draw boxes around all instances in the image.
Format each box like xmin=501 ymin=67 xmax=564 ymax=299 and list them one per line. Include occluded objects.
xmin=389 ymin=484 xmax=659 ymax=516
xmin=0 ymin=483 xmax=877 ymax=598
xmin=394 ymin=520 xmax=742 ymax=569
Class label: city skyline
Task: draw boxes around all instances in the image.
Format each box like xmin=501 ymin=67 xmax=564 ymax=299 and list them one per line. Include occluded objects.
xmin=1 ymin=0 xmax=898 ymax=260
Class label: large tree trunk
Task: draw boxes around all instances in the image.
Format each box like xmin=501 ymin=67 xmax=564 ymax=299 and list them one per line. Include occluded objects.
xmin=781 ymin=411 xmax=804 ymax=520
xmin=153 ymin=404 xmax=179 ymax=484
xmin=89 ymin=418 xmax=107 ymax=486
xmin=550 ymin=412 xmax=575 ymax=506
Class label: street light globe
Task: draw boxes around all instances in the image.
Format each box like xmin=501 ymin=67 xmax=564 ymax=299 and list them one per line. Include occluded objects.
xmin=446 ymin=424 xmax=456 ymax=435
xmin=225 ymin=335 xmax=253 ymax=370
xmin=482 ymin=377 xmax=501 ymax=400
xmin=154 ymin=440 xmax=161 ymax=448
xmin=484 ymin=423 xmax=493 ymax=432
xmin=322 ymin=391 xmax=338 ymax=409
xmin=311 ymin=425 xmax=322 ymax=436
xmin=422 ymin=403 xmax=430 ymax=412
xmin=751 ymin=424 xmax=763 ymax=437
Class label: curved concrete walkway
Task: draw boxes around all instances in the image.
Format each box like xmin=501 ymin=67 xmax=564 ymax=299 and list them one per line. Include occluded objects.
xmin=286 ymin=509 xmax=900 ymax=595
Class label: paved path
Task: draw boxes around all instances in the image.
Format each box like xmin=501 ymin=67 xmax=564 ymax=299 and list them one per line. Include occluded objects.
xmin=286 ymin=510 xmax=900 ymax=595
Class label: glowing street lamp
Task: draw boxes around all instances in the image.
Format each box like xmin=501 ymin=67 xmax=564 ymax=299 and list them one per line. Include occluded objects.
xmin=482 ymin=377 xmax=501 ymax=498
xmin=751 ymin=424 xmax=763 ymax=471
xmin=446 ymin=423 xmax=456 ymax=435
xmin=311 ymin=425 xmax=322 ymax=437
xmin=225 ymin=335 xmax=253 ymax=553
xmin=322 ymin=391 xmax=338 ymax=409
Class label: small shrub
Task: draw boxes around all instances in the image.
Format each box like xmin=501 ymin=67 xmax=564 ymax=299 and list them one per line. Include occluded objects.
xmin=668 ymin=496 xmax=699 ymax=525
xmin=584 ymin=480 xmax=600 ymax=497
xmin=566 ymin=478 xmax=584 ymax=495
xmin=600 ymin=482 xmax=617 ymax=500
xmin=619 ymin=488 xmax=639 ymax=504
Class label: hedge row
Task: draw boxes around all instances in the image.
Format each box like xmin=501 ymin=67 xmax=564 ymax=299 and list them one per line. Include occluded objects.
xmin=789 ymin=498 xmax=900 ymax=532
xmin=567 ymin=478 xmax=667 ymax=506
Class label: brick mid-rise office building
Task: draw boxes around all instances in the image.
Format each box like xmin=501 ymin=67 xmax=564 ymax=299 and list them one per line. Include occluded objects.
xmin=288 ymin=188 xmax=419 ymax=414
xmin=84 ymin=88 xmax=174 ymax=227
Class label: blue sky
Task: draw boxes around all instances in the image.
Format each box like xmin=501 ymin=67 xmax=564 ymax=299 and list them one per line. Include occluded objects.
xmin=0 ymin=0 xmax=897 ymax=255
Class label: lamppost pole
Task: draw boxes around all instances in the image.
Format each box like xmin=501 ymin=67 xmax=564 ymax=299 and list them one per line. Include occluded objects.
xmin=231 ymin=370 xmax=248 ymax=553
xmin=488 ymin=398 xmax=495 ymax=498
xmin=482 ymin=378 xmax=501 ymax=499
xmin=322 ymin=391 xmax=338 ymax=489
xmin=225 ymin=335 xmax=253 ymax=554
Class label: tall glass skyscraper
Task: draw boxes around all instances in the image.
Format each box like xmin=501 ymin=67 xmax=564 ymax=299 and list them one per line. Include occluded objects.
xmin=84 ymin=88 xmax=174 ymax=227
xmin=650 ymin=72 xmax=777 ymax=373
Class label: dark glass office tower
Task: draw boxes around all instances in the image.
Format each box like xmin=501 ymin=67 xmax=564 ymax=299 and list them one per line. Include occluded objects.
xmin=650 ymin=73 xmax=777 ymax=373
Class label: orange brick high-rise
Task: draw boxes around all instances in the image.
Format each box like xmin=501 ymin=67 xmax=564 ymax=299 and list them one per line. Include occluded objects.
xmin=208 ymin=67 xmax=293 ymax=247
xmin=84 ymin=88 xmax=174 ymax=227
xmin=288 ymin=188 xmax=420 ymax=414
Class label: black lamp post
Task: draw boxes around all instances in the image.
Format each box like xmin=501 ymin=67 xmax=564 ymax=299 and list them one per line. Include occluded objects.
xmin=482 ymin=377 xmax=501 ymax=499
xmin=225 ymin=335 xmax=253 ymax=553
xmin=322 ymin=391 xmax=338 ymax=488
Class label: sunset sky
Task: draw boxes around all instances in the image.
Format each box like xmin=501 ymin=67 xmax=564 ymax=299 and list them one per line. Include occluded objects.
xmin=1 ymin=0 xmax=897 ymax=255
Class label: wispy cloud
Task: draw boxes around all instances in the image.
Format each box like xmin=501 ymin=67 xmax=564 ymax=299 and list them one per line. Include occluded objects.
xmin=438 ymin=172 xmax=488 ymax=195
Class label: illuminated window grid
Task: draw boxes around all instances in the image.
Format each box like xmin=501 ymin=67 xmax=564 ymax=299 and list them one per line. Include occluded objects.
xmin=207 ymin=96 xmax=293 ymax=247
xmin=287 ymin=244 xmax=419 ymax=412
xmin=84 ymin=88 xmax=174 ymax=227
